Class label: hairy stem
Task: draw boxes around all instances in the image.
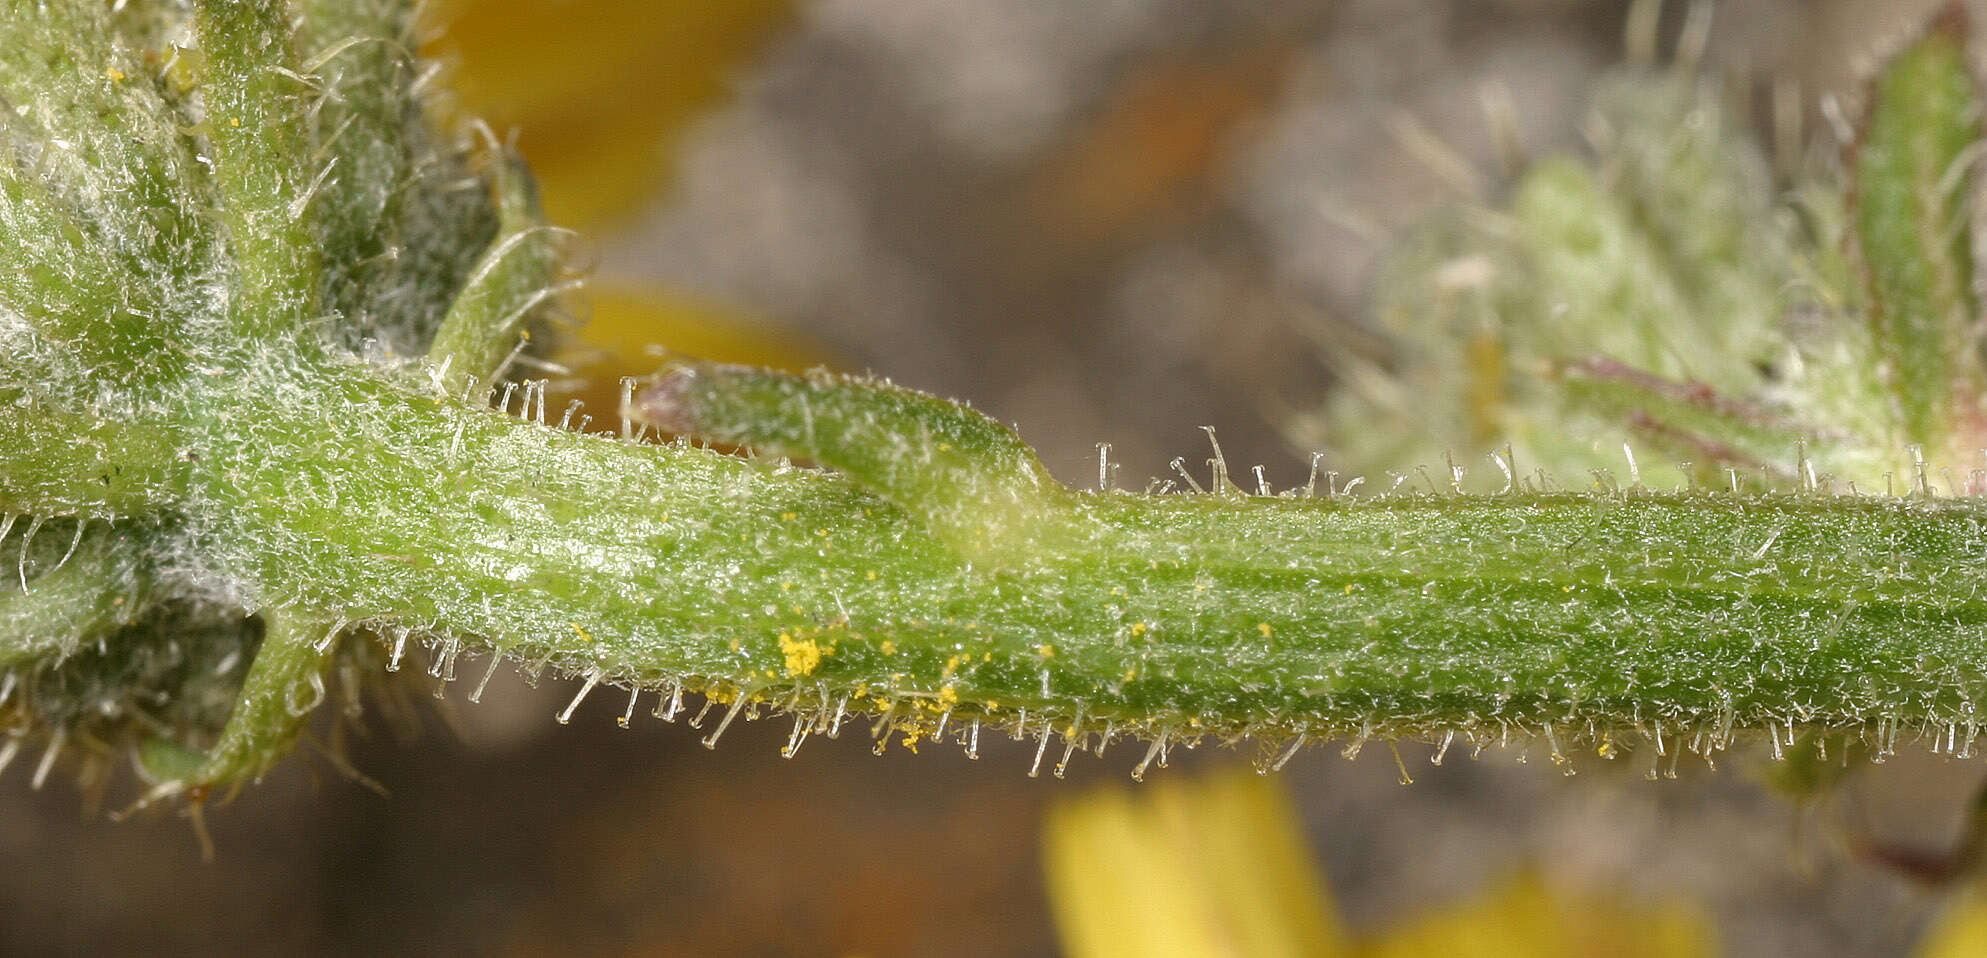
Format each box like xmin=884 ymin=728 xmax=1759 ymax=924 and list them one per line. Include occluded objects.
xmin=179 ymin=359 xmax=1987 ymax=764
xmin=194 ymin=0 xmax=323 ymax=344
xmin=14 ymin=0 xmax=1987 ymax=795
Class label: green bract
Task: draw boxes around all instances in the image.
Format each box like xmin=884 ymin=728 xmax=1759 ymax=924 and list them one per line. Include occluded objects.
xmin=5 ymin=1 xmax=1987 ymax=808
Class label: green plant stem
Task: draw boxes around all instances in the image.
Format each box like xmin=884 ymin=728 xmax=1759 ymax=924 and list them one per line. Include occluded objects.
xmin=0 ymin=402 xmax=184 ymax=517
xmin=16 ymin=0 xmax=1987 ymax=793
xmin=194 ymin=0 xmax=322 ymax=344
xmin=177 ymin=358 xmax=1987 ymax=768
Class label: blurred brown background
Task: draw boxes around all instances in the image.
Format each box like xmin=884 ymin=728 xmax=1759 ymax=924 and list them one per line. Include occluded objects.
xmin=4 ymin=1 xmax=1979 ymax=955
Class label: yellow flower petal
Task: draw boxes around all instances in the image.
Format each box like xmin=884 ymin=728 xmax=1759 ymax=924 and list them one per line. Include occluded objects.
xmin=429 ymin=0 xmax=794 ymax=230
xmin=1044 ymin=770 xmax=1350 ymax=958
xmin=1916 ymin=889 xmax=1987 ymax=958
xmin=1362 ymin=870 xmax=1714 ymax=958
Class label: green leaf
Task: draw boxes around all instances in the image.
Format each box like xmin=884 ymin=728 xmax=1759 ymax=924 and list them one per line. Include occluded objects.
xmin=427 ymin=148 xmax=567 ymax=395
xmin=1553 ymin=355 xmax=1823 ymax=485
xmin=639 ymin=361 xmax=1081 ymax=562
xmin=299 ymin=0 xmax=501 ymax=357
xmin=183 ymin=608 xmax=336 ymax=795
xmin=1852 ymin=7 xmax=1983 ymax=451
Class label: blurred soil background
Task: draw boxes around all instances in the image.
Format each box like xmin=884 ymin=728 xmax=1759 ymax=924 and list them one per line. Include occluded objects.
xmin=4 ymin=0 xmax=1982 ymax=955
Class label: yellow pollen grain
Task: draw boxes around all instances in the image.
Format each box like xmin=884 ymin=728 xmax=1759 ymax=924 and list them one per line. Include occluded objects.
xmin=866 ymin=570 xmax=879 ymax=580
xmin=781 ymin=511 xmax=797 ymax=521
xmin=1257 ymin=622 xmax=1273 ymax=637
xmin=1130 ymin=622 xmax=1148 ymax=637
xmin=569 ymin=622 xmax=593 ymax=643
xmin=779 ymin=632 xmax=824 ymax=677
xmin=938 ymin=684 xmax=959 ymax=706
xmin=880 ymin=640 xmax=898 ymax=656
xmin=104 ymin=67 xmax=126 ymax=83
xmin=1344 ymin=584 xmax=1356 ymax=595
xmin=1036 ymin=644 xmax=1056 ymax=658
xmin=229 ymin=116 xmax=241 ymax=127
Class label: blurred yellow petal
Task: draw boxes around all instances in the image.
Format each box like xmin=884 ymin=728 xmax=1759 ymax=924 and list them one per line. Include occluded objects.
xmin=430 ymin=0 xmax=793 ymax=230
xmin=555 ymin=282 xmax=834 ymax=425
xmin=577 ymin=282 xmax=828 ymax=371
xmin=1915 ymin=889 xmax=1987 ymax=958
xmin=1361 ymin=871 xmax=1715 ymax=958
xmin=1044 ymin=770 xmax=1350 ymax=958
xmin=428 ymin=0 xmax=822 ymax=421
